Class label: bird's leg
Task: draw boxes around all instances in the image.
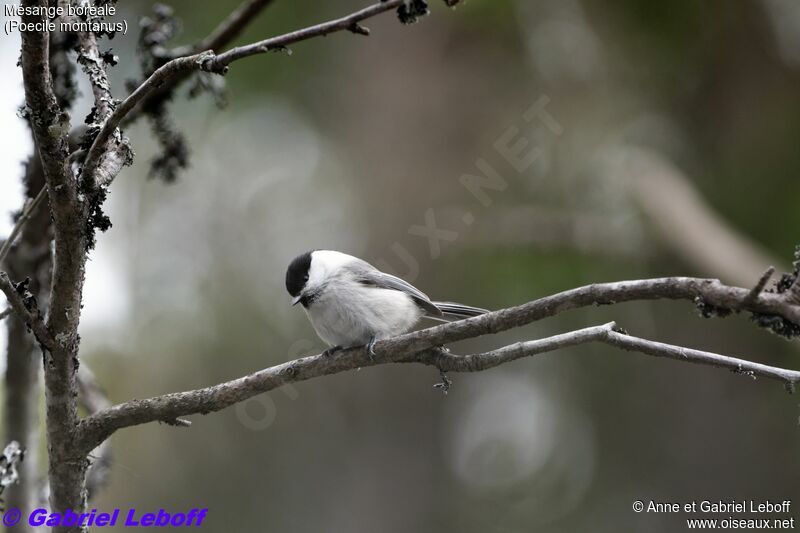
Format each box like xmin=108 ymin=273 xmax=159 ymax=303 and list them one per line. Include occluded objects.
xmin=322 ymin=345 xmax=342 ymax=357
xmin=433 ymin=368 xmax=453 ymax=395
xmin=365 ymin=335 xmax=378 ymax=361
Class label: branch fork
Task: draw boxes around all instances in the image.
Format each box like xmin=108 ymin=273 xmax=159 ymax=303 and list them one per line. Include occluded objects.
xmin=73 ymin=278 xmax=800 ymax=456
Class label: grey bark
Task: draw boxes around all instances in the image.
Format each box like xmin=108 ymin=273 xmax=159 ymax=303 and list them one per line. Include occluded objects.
xmin=18 ymin=1 xmax=86 ymax=529
xmin=75 ymin=277 xmax=800 ymax=455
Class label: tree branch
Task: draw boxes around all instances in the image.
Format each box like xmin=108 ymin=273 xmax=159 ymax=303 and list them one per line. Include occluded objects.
xmin=73 ymin=7 xmax=134 ymax=188
xmin=601 ymin=329 xmax=799 ymax=386
xmin=418 ymin=322 xmax=617 ymax=372
xmin=119 ymin=0 xmax=278 ymax=130
xmin=82 ymin=0 xmax=404 ymax=184
xmin=74 ymin=28 xmax=114 ymax=121
xmin=76 ymin=276 xmax=800 ymax=454
xmin=0 ymin=272 xmax=54 ymax=352
xmin=65 ymin=0 xmax=279 ymax=180
xmin=169 ymin=0 xmax=278 ymax=57
xmin=208 ymin=0 xmax=403 ymax=70
xmin=742 ymin=266 xmax=775 ymax=308
xmin=0 ymin=187 xmax=47 ymax=267
xmin=19 ymin=0 xmax=75 ymax=227
xmin=81 ymin=52 xmax=215 ymax=185
xmin=420 ymin=323 xmax=800 ymax=385
xmin=17 ymin=4 xmax=87 ymax=513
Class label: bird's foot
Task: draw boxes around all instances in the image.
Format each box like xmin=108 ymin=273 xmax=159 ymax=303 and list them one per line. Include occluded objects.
xmin=433 ymin=368 xmax=452 ymax=395
xmin=322 ymin=345 xmax=342 ymax=357
xmin=365 ymin=335 xmax=378 ymax=361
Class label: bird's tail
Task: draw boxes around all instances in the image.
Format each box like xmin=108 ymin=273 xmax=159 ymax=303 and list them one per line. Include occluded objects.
xmin=432 ymin=301 xmax=488 ymax=321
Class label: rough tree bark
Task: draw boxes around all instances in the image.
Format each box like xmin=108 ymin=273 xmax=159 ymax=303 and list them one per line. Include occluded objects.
xmin=17 ymin=0 xmax=88 ymax=526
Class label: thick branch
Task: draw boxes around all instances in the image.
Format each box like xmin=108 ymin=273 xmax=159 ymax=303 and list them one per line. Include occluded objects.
xmin=76 ymin=276 xmax=800 ymax=453
xmin=20 ymin=4 xmax=87 ymax=522
xmin=381 ymin=277 xmax=800 ymax=353
xmin=82 ymin=0 xmax=403 ymax=180
xmin=19 ymin=0 xmax=74 ymax=227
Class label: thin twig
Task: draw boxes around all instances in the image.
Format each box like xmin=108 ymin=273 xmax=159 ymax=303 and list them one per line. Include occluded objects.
xmin=421 ymin=322 xmax=616 ymax=372
xmin=423 ymin=323 xmax=800 ymax=382
xmin=120 ymin=0 xmax=279 ymax=129
xmin=601 ymin=329 xmax=797 ymax=382
xmin=170 ymin=0 xmax=278 ymax=57
xmin=0 ymin=187 xmax=47 ymax=266
xmin=742 ymin=266 xmax=775 ymax=308
xmin=788 ymin=272 xmax=800 ymax=305
xmin=210 ymin=0 xmax=403 ymax=69
xmin=82 ymin=0 xmax=405 ymax=183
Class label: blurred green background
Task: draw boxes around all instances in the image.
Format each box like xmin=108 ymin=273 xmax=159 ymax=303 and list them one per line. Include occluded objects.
xmin=8 ymin=0 xmax=800 ymax=531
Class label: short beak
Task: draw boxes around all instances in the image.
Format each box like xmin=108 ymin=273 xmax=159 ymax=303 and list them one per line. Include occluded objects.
xmin=291 ymin=295 xmax=302 ymax=306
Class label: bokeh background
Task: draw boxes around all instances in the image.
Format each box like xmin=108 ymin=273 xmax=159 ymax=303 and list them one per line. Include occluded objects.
xmin=2 ymin=0 xmax=800 ymax=531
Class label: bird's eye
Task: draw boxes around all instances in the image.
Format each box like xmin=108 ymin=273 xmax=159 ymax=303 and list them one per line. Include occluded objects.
xmin=304 ymin=274 xmax=309 ymax=281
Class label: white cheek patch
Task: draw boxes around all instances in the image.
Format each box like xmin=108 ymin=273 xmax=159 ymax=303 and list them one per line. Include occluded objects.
xmin=307 ymin=250 xmax=357 ymax=289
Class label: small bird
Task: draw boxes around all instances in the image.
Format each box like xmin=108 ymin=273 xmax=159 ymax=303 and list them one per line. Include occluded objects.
xmin=285 ymin=250 xmax=487 ymax=357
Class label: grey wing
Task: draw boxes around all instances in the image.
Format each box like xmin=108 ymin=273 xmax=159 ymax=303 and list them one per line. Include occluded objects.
xmin=348 ymin=260 xmax=443 ymax=317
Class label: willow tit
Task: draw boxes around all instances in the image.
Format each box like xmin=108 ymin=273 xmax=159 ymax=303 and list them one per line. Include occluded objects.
xmin=285 ymin=250 xmax=487 ymax=357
